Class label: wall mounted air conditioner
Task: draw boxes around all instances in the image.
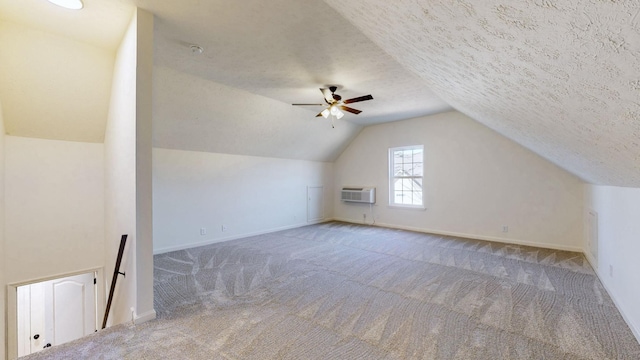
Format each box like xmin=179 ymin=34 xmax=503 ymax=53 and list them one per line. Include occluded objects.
xmin=341 ymin=187 xmax=376 ymax=204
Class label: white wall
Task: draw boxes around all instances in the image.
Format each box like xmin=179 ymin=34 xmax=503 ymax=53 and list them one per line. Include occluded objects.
xmin=4 ymin=136 xmax=104 ymax=282
xmin=1 ymin=102 xmax=6 ymax=360
xmin=103 ymin=8 xmax=155 ymax=326
xmin=153 ymin=148 xmax=334 ymax=253
xmin=334 ymin=111 xmax=584 ymax=251
xmin=584 ymin=185 xmax=640 ymax=341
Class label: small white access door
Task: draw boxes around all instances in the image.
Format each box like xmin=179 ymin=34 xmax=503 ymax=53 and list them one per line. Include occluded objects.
xmin=307 ymin=186 xmax=324 ymax=222
xmin=17 ymin=272 xmax=97 ymax=357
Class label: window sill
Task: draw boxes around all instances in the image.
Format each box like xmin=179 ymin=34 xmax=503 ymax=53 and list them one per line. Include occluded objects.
xmin=388 ymin=205 xmax=426 ymax=211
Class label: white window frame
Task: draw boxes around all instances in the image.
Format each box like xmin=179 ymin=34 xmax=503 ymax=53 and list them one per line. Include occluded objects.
xmin=389 ymin=145 xmax=425 ymax=209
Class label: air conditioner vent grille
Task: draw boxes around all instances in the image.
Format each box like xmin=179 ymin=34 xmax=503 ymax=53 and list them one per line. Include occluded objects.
xmin=341 ymin=187 xmax=375 ymax=204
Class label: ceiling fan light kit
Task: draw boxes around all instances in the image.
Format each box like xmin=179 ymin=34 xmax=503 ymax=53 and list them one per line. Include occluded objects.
xmin=292 ymin=86 xmax=373 ymax=128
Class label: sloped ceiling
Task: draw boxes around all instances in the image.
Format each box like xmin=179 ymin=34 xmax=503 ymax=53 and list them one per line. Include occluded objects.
xmin=153 ymin=66 xmax=362 ymax=161
xmin=132 ymin=0 xmax=453 ymax=162
xmin=137 ymin=0 xmax=451 ymax=127
xmin=0 ymin=0 xmax=134 ymax=51
xmin=322 ymin=0 xmax=640 ymax=187
xmin=0 ymin=0 xmax=134 ymax=143
xmin=0 ymin=20 xmax=115 ymax=143
xmin=3 ymin=0 xmax=639 ymax=181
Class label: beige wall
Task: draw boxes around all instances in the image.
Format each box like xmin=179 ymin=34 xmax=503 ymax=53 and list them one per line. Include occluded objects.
xmin=0 ymin=16 xmax=115 ymax=359
xmin=334 ymin=111 xmax=584 ymax=250
xmin=153 ymin=148 xmax=334 ymax=253
xmin=103 ymin=9 xmax=139 ymax=327
xmin=0 ymin=20 xmax=113 ymax=143
xmin=4 ymin=136 xmax=105 ymax=282
xmin=3 ymin=136 xmax=105 ymax=359
xmin=584 ymin=185 xmax=640 ymax=342
xmin=103 ymin=8 xmax=155 ymax=326
xmin=1 ymin=102 xmax=6 ymax=360
xmin=134 ymin=8 xmax=155 ymax=323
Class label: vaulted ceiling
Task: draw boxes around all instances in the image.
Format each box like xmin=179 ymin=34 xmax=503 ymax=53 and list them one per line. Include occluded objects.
xmin=322 ymin=0 xmax=640 ymax=187
xmin=1 ymin=0 xmax=639 ymax=186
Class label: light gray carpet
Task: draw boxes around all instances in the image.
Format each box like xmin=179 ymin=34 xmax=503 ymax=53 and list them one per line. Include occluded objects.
xmin=23 ymin=221 xmax=640 ymax=359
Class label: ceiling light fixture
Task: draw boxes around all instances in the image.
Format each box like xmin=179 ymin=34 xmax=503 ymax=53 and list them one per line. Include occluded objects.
xmin=320 ymin=106 xmax=344 ymax=127
xmin=47 ymin=0 xmax=84 ymax=10
xmin=292 ymin=86 xmax=373 ymax=128
xmin=190 ymin=45 xmax=204 ymax=54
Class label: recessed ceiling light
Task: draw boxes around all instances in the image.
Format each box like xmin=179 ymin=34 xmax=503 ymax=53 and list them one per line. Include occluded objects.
xmin=47 ymin=0 xmax=84 ymax=10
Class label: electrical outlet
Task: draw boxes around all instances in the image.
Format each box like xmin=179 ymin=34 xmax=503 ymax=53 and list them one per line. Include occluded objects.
xmin=363 ymin=213 xmax=367 ymax=220
xmin=200 ymin=228 xmax=206 ymax=235
xmin=609 ymin=265 xmax=613 ymax=277
xmin=502 ymin=225 xmax=509 ymax=233
xmin=221 ymin=225 xmax=227 ymax=232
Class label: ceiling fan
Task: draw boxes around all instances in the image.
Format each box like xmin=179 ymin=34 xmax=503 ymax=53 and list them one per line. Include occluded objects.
xmin=292 ymin=86 xmax=373 ymax=127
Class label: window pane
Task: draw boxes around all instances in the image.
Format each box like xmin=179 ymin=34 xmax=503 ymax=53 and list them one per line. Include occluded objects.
xmin=403 ymin=163 xmax=414 ymax=176
xmin=413 ymin=162 xmax=423 ymax=176
xmin=413 ymin=178 xmax=423 ymax=191
xmin=390 ymin=146 xmax=424 ymax=206
xmin=412 ymin=149 xmax=423 ymax=163
xmin=393 ymin=150 xmax=403 ymax=164
xmin=403 ymin=150 xmax=413 ymax=162
xmin=402 ymin=178 xmax=412 ymax=191
xmin=413 ymin=191 xmax=423 ymax=205
xmin=393 ymin=179 xmax=403 ymax=192
xmin=394 ymin=162 xmax=403 ymax=176
xmin=394 ymin=191 xmax=404 ymax=204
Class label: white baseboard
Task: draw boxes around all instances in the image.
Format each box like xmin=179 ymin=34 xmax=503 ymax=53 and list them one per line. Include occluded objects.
xmin=332 ymin=217 xmax=583 ymax=252
xmin=336 ymin=217 xmax=639 ymax=344
xmin=583 ymin=253 xmax=640 ymax=345
xmin=583 ymin=250 xmax=598 ymax=271
xmin=134 ymin=309 xmax=156 ymax=325
xmin=153 ymin=219 xmax=331 ymax=254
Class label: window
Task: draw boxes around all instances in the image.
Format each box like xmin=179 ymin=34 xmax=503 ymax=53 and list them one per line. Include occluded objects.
xmin=389 ymin=145 xmax=424 ymax=208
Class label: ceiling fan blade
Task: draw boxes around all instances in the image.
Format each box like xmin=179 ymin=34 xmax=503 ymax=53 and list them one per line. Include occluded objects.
xmin=340 ymin=105 xmax=362 ymax=115
xmin=343 ymin=94 xmax=373 ymax=104
xmin=292 ymin=103 xmax=324 ymax=106
xmin=320 ymin=88 xmax=333 ymax=104
xmin=315 ymin=112 xmax=324 ymax=117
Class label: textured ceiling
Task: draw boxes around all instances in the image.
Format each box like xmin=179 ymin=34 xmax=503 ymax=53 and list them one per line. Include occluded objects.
xmin=3 ymin=0 xmax=639 ymax=182
xmin=135 ymin=0 xmax=451 ymax=126
xmin=153 ymin=66 xmax=362 ymax=161
xmin=322 ymin=0 xmax=640 ymax=187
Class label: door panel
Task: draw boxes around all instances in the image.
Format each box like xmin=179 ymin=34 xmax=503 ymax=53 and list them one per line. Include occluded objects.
xmin=16 ymin=272 xmax=97 ymax=357
xmin=307 ymin=186 xmax=324 ymax=222
xmin=52 ymin=273 xmax=96 ymax=345
xmin=16 ymin=286 xmax=31 ymax=356
xmin=29 ymin=283 xmax=46 ymax=353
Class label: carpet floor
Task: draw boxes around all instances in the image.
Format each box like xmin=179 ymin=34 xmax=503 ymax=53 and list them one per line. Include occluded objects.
xmin=22 ymin=221 xmax=640 ymax=359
